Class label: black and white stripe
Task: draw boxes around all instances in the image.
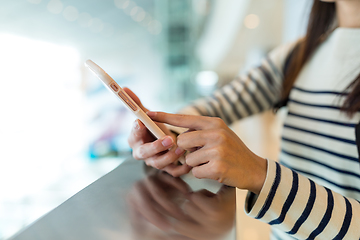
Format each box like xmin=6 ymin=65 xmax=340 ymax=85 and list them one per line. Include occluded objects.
xmin=186 ymin=57 xmax=284 ymax=125
xmin=180 ymin=37 xmax=360 ymax=239
xmin=252 ymin=161 xmax=360 ymax=239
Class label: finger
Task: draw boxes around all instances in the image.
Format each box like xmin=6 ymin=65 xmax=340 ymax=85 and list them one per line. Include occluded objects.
xmin=143 ymin=147 xmax=185 ymax=169
xmin=145 ymin=175 xmax=188 ymax=220
xmin=191 ymin=163 xmax=237 ymax=188
xmin=178 ymin=128 xmax=231 ymax=151
xmin=147 ymin=112 xmax=225 ymax=131
xmin=128 ymin=119 xmax=155 ymax=148
xmin=191 ymin=163 xmax=217 ymax=181
xmin=184 ymin=148 xmax=210 ymax=167
xmin=176 ymin=130 xmax=206 ymax=151
xmin=133 ymin=135 xmax=175 ymax=160
xmin=123 ymin=87 xmax=149 ymax=112
xmin=162 ymin=163 xmax=192 ymax=178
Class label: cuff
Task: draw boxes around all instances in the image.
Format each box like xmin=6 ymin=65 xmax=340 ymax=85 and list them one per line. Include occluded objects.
xmin=245 ymin=158 xmax=278 ymax=217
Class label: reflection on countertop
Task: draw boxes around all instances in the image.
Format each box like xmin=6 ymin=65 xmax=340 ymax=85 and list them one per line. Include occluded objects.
xmin=128 ymin=169 xmax=236 ymax=240
xmin=9 ymin=158 xmax=236 ymax=240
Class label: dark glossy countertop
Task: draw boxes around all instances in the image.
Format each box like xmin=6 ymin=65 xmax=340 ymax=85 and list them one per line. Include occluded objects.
xmin=9 ymin=158 xmax=236 ymax=240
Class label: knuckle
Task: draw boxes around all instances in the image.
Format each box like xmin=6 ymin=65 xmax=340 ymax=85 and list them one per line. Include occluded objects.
xmin=152 ymin=155 xmax=171 ymax=170
xmin=210 ymin=146 xmax=226 ymax=159
xmin=136 ymin=147 xmax=146 ymax=159
xmin=192 ymin=168 xmax=203 ymax=179
xmin=133 ymin=130 xmax=143 ymax=139
xmin=151 ymin=160 xmax=161 ymax=169
xmin=211 ymin=117 xmax=225 ymax=128
xmin=214 ymin=129 xmax=228 ymax=143
xmin=184 ymin=155 xmax=194 ymax=166
xmin=152 ymin=140 xmax=166 ymax=152
xmin=184 ymin=155 xmax=190 ymax=165
xmin=132 ymin=151 xmax=138 ymax=159
xmin=177 ymin=134 xmax=185 ymax=147
xmin=211 ymin=161 xmax=228 ymax=179
xmin=131 ymin=147 xmax=141 ymax=159
xmin=128 ymin=130 xmax=146 ymax=147
xmin=155 ymin=155 xmax=172 ymax=169
xmin=133 ymin=126 xmax=146 ymax=138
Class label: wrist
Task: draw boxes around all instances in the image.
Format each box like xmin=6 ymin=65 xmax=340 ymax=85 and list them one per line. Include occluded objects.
xmin=249 ymin=155 xmax=267 ymax=195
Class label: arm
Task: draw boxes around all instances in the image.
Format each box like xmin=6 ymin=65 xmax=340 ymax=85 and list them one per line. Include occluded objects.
xmin=179 ymin=42 xmax=297 ymax=125
xmin=149 ymin=112 xmax=360 ymax=239
xmin=246 ymin=159 xmax=360 ymax=239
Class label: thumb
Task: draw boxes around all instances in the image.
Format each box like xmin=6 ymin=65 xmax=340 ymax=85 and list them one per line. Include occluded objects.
xmin=123 ymin=87 xmax=149 ymax=112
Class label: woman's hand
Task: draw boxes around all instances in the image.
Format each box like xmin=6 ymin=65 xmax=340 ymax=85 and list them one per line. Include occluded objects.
xmin=147 ymin=111 xmax=267 ymax=194
xmin=124 ymin=88 xmax=192 ymax=177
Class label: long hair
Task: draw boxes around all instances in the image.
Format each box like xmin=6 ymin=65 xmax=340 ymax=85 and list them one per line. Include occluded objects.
xmin=277 ymin=0 xmax=360 ymax=117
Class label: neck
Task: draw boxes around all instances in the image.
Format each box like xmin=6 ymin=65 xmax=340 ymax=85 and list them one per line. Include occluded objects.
xmin=336 ymin=1 xmax=360 ymax=28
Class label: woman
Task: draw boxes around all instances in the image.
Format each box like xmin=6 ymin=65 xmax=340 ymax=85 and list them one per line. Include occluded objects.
xmin=126 ymin=0 xmax=360 ymax=239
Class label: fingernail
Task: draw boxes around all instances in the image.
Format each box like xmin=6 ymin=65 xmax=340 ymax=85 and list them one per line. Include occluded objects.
xmin=133 ymin=120 xmax=140 ymax=130
xmin=175 ymin=147 xmax=185 ymax=155
xmin=162 ymin=137 xmax=173 ymax=147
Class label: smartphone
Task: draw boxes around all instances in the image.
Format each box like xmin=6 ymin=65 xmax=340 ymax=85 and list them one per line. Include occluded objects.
xmin=85 ymin=59 xmax=166 ymax=139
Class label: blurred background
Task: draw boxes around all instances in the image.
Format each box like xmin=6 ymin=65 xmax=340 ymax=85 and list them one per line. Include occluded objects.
xmin=0 ymin=0 xmax=311 ymax=239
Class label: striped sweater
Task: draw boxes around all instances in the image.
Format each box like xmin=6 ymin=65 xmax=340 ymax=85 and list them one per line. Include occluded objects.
xmin=180 ymin=28 xmax=360 ymax=239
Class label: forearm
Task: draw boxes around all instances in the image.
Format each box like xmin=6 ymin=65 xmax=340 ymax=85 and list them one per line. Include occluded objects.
xmin=180 ymin=42 xmax=297 ymax=125
xmin=246 ymin=159 xmax=360 ymax=239
xmin=180 ymin=69 xmax=281 ymax=125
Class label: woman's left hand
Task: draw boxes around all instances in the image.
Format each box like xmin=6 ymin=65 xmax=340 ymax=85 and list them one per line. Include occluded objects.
xmin=147 ymin=111 xmax=267 ymax=194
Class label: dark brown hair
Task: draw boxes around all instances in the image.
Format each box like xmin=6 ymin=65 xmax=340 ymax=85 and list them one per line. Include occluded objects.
xmin=277 ymin=0 xmax=360 ymax=117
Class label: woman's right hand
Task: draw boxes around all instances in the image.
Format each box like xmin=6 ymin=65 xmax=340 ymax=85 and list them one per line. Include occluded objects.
xmin=124 ymin=87 xmax=192 ymax=177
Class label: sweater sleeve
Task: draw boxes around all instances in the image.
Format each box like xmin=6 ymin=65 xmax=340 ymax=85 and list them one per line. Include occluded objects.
xmin=178 ymin=42 xmax=297 ymax=125
xmin=245 ymin=159 xmax=360 ymax=240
